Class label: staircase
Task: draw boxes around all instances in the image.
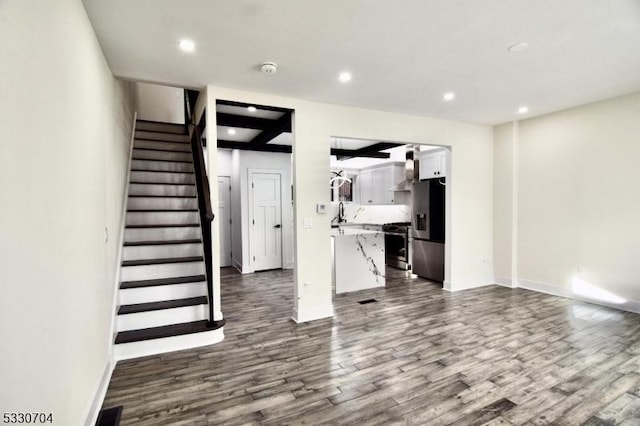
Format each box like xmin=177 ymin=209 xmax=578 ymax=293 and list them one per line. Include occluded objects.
xmin=114 ymin=119 xmax=224 ymax=360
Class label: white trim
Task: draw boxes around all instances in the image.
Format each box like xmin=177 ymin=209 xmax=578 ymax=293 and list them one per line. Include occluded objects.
xmin=109 ymin=111 xmax=137 ymax=347
xmin=442 ymin=280 xmax=452 ymax=291
xmin=291 ymin=304 xmax=334 ymax=323
xmin=83 ymin=356 xmax=115 ymax=426
xmin=114 ymin=327 xmax=225 ymax=361
xmin=449 ymin=281 xmax=493 ymax=292
xmin=517 ymin=278 xmax=640 ymax=315
xmin=494 ymin=276 xmax=517 ymax=288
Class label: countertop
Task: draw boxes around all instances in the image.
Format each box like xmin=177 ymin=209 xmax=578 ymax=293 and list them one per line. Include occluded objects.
xmin=331 ymin=228 xmax=382 ymax=237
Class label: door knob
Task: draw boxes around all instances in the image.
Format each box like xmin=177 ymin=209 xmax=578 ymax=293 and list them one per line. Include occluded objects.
xmin=274 ymin=224 xmax=282 ymax=228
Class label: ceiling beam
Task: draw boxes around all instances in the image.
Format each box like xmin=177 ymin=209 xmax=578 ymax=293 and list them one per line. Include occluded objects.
xmin=216 ymin=99 xmax=293 ymax=114
xmin=217 ymin=140 xmax=292 ymax=153
xmin=216 ymin=112 xmax=277 ymax=131
xmin=331 ymin=148 xmax=390 ymax=159
xmin=248 ymin=112 xmax=292 ymax=147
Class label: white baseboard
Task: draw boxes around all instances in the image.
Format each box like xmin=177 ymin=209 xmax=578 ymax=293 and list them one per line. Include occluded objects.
xmin=84 ymin=355 xmax=115 ymax=426
xmin=444 ymin=280 xmax=494 ymax=292
xmin=291 ymin=304 xmax=334 ymax=323
xmin=517 ymin=278 xmax=640 ymax=315
xmin=494 ymin=276 xmax=518 ymax=288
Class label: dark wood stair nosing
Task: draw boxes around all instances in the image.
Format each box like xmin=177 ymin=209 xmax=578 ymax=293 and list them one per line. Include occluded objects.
xmin=115 ymin=319 xmax=226 ymax=344
xmin=129 ymin=181 xmax=195 ymax=186
xmin=125 ymin=223 xmax=200 ymax=229
xmin=133 ymin=136 xmax=190 ymax=144
xmin=132 ymin=147 xmax=192 ymax=155
xmin=130 ymin=169 xmax=194 ymax=174
xmin=122 ymin=256 xmax=203 ymax=267
xmin=131 ymin=157 xmax=192 ymax=164
xmin=120 ymin=274 xmax=206 ymax=289
xmin=123 ymin=238 xmax=202 ymax=246
xmin=118 ymin=296 xmax=208 ymax=315
xmin=128 ymin=194 xmax=196 ymax=198
xmin=127 ymin=209 xmax=198 ymax=213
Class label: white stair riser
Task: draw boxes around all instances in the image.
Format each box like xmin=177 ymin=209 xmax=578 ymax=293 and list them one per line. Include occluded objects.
xmin=114 ymin=327 xmax=225 ymax=361
xmin=135 ymin=122 xmax=185 ymax=134
xmin=123 ymin=243 xmax=203 ymax=261
xmin=117 ymin=304 xmax=208 ymax=331
xmin=134 ymin=139 xmax=191 ymax=153
xmin=121 ymin=262 xmax=205 ymax=281
xmin=131 ymin=160 xmax=194 ymax=174
xmin=129 ymin=183 xmax=196 ymax=197
xmin=120 ymin=282 xmax=207 ymax=305
xmin=126 ymin=211 xmax=199 ymax=226
xmin=125 ymin=227 xmax=201 ymax=242
xmin=133 ymin=149 xmax=192 ymax=162
xmin=135 ymin=130 xmax=189 ymax=143
xmin=127 ymin=197 xmax=197 ymax=210
xmin=130 ymin=170 xmax=194 ymax=184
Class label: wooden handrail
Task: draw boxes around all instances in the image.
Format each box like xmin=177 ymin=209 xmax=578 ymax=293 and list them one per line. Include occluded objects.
xmin=185 ymin=90 xmax=216 ymax=325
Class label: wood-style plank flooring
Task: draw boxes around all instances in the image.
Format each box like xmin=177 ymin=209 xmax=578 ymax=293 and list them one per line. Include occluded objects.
xmin=103 ymin=268 xmax=640 ymax=425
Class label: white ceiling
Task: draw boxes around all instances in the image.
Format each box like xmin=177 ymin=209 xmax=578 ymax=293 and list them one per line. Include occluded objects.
xmin=84 ymin=0 xmax=640 ymax=125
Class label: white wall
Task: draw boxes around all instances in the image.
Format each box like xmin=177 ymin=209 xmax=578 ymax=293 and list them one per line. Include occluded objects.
xmin=205 ymin=86 xmax=494 ymax=323
xmin=0 ymin=1 xmax=135 ymax=424
xmin=134 ymin=82 xmax=185 ymax=124
xmin=494 ymin=92 xmax=640 ymax=313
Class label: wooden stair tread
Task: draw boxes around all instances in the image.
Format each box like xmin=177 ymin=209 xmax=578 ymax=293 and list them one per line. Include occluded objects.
xmin=124 ymin=239 xmax=201 ymax=246
xmin=120 ymin=274 xmax=206 ymax=289
xmin=125 ymin=223 xmax=199 ymax=229
xmin=133 ymin=147 xmax=192 ymax=154
xmin=130 ymin=169 xmax=194 ymax=174
xmin=129 ymin=181 xmax=195 ymax=186
xmin=128 ymin=194 xmax=195 ymax=198
xmin=122 ymin=256 xmax=203 ymax=266
xmin=115 ymin=319 xmax=225 ymax=344
xmin=118 ymin=296 xmax=207 ymax=314
xmin=131 ymin=157 xmax=192 ymax=164
xmin=127 ymin=208 xmax=198 ymax=212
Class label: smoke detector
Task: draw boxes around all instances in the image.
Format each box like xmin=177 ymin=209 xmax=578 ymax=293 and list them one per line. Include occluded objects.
xmin=261 ymin=62 xmax=278 ymax=74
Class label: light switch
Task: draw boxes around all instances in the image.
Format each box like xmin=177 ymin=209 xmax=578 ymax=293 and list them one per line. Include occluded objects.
xmin=303 ymin=218 xmax=312 ymax=229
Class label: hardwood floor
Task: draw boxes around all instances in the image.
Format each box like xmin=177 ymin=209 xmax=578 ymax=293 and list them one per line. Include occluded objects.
xmin=103 ymin=267 xmax=640 ymax=425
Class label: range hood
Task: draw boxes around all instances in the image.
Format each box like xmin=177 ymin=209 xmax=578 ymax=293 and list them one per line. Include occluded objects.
xmin=389 ymin=145 xmax=418 ymax=191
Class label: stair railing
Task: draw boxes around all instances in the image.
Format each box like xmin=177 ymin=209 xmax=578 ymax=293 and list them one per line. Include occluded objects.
xmin=185 ymin=91 xmax=216 ymax=325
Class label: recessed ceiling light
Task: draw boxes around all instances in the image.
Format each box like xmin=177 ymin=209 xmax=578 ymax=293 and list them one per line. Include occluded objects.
xmin=518 ymin=106 xmax=529 ymax=114
xmin=227 ymin=128 xmax=236 ymax=135
xmin=508 ymin=42 xmax=529 ymax=53
xmin=247 ymin=106 xmax=257 ymax=113
xmin=443 ymin=92 xmax=455 ymax=101
xmin=339 ymin=71 xmax=352 ymax=83
xmin=178 ymin=39 xmax=195 ymax=53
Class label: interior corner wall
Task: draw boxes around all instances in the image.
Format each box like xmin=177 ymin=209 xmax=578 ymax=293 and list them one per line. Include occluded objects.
xmin=514 ymin=92 xmax=640 ymax=310
xmin=0 ymin=1 xmax=135 ymax=424
xmin=493 ymin=122 xmax=516 ymax=286
xmin=134 ymin=82 xmax=185 ymax=124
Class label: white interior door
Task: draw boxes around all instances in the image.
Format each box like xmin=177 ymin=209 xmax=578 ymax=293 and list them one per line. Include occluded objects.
xmin=251 ymin=172 xmax=282 ymax=271
xmin=217 ymin=176 xmax=232 ymax=267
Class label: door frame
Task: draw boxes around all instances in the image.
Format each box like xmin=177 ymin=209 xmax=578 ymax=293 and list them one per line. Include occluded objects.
xmin=248 ymin=168 xmax=284 ymax=272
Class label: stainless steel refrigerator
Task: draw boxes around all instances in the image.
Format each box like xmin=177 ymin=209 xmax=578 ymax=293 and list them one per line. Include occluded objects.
xmin=411 ymin=178 xmax=445 ymax=282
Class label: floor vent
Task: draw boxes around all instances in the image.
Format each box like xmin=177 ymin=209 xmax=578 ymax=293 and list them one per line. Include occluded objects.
xmin=358 ymin=298 xmax=378 ymax=305
xmin=95 ymin=406 xmax=122 ymax=426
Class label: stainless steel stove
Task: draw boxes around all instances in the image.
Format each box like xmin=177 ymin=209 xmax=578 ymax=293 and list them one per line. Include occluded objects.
xmin=382 ymin=222 xmax=412 ymax=270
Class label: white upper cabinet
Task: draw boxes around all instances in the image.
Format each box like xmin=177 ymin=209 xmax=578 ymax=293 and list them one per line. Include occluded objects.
xmin=358 ymin=163 xmax=405 ymax=205
xmin=419 ymin=149 xmax=446 ymax=180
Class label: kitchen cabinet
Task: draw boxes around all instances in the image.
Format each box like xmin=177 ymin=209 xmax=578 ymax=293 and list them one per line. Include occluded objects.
xmin=419 ymin=149 xmax=446 ymax=180
xmin=358 ymin=163 xmax=404 ymax=205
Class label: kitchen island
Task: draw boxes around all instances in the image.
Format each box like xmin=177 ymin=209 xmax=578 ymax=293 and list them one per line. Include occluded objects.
xmin=331 ymin=227 xmax=385 ymax=294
